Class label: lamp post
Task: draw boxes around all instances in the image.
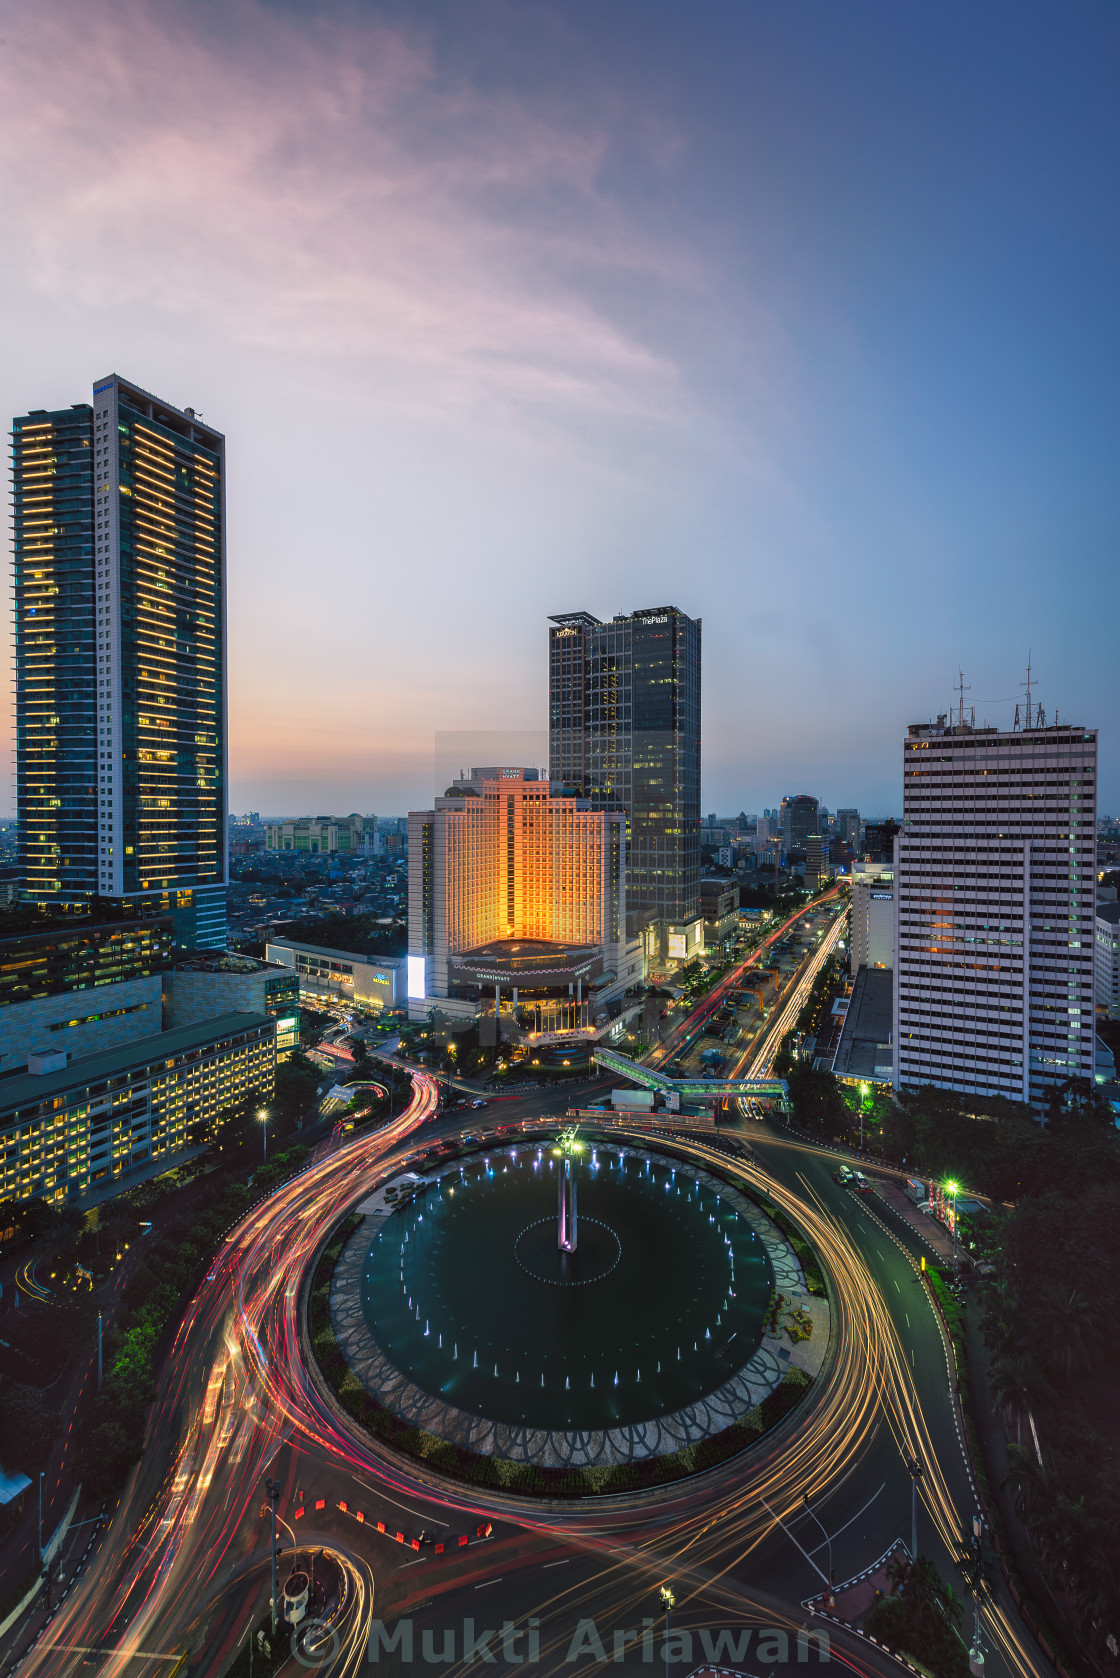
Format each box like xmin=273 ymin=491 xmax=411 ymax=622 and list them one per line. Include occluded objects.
xmin=265 ymin=1476 xmax=281 ymax=1634
xmin=906 ymin=1454 xmax=924 ymax=1561
xmin=258 ymin=1108 xmax=269 ymax=1163
xmin=657 ymin=1585 xmax=676 ymax=1678
xmin=967 ymin=1515 xmax=985 ymax=1677
xmin=946 ymin=1179 xmax=960 ymax=1268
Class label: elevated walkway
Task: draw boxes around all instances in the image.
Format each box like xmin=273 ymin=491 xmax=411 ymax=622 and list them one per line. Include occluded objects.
xmin=593 ymin=1047 xmax=787 ymax=1107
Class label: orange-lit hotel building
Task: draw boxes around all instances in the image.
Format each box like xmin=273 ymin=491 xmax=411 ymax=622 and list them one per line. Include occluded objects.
xmin=407 ymin=769 xmax=644 ymax=1032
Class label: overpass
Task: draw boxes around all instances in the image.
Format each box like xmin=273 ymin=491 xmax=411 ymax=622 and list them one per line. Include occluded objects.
xmin=593 ymin=1047 xmax=787 ymax=1108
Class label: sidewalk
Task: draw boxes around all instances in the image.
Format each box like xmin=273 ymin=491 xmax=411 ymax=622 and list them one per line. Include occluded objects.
xmin=875 ymin=1179 xmax=956 ymax=1264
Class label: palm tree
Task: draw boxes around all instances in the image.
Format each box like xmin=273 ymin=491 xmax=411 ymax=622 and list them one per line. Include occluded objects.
xmin=988 ymin=1354 xmax=1033 ymax=1445
xmin=1031 ymin=1283 xmax=1097 ymax=1384
xmin=1003 ymin=1443 xmax=1051 ymax=1525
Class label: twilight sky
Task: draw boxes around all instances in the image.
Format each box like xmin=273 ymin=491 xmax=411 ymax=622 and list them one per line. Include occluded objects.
xmin=2 ymin=0 xmax=1118 ymax=818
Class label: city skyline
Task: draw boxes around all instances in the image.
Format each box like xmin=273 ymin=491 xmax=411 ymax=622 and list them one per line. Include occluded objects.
xmin=1 ymin=1 xmax=1117 ymax=817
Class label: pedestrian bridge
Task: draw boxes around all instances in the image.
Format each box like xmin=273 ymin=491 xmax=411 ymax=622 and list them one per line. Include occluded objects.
xmin=593 ymin=1047 xmax=788 ymax=1106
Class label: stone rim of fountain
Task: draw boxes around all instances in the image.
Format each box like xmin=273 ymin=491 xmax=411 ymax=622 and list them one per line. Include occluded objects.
xmin=327 ymin=1147 xmax=823 ymax=1469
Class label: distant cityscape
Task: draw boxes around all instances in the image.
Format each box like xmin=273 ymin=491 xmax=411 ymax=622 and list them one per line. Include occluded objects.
xmin=1 ymin=377 xmax=1117 ymax=1214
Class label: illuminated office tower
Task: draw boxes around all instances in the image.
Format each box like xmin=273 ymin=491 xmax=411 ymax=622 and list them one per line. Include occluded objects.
xmin=548 ymin=606 xmax=701 ymax=942
xmin=12 ymin=375 xmax=227 ymax=947
xmin=894 ymin=714 xmax=1097 ymax=1106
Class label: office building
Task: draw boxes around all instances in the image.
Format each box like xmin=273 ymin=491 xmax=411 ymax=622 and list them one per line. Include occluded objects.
xmin=0 ymin=916 xmax=173 ymax=1074
xmin=0 ymin=1013 xmax=274 ymax=1205
xmin=780 ymin=795 xmax=820 ymax=853
xmin=863 ymin=819 xmax=900 ymax=864
xmin=835 ymin=808 xmax=861 ymax=847
xmin=548 ymin=606 xmax=701 ymax=941
xmin=1096 ymin=903 xmax=1120 ymax=1020
xmin=804 ymin=834 xmax=825 ymax=887
xmin=265 ymin=940 xmax=409 ymax=1014
xmin=700 ymin=877 xmax=740 ymax=950
xmin=408 ymin=769 xmax=641 ymax=1032
xmin=163 ymin=952 xmax=300 ymax=1057
xmin=849 ymin=860 xmax=895 ymax=975
xmin=12 ymin=376 xmax=227 ymax=947
xmin=894 ymin=715 xmax=1097 ymax=1105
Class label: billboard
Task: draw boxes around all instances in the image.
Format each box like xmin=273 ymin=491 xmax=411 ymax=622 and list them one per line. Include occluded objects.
xmin=406 ymin=956 xmax=426 ymax=1000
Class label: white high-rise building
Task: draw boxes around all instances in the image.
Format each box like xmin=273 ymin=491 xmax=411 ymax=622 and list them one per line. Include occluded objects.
xmin=893 ymin=716 xmax=1097 ymax=1106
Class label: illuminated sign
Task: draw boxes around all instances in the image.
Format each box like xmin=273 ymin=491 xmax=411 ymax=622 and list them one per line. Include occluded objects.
xmin=870 ymin=892 xmax=894 ymax=901
xmin=638 ymin=615 xmax=668 ymax=624
xmin=276 ymin=1016 xmax=298 ymax=1031
xmin=668 ymin=933 xmax=687 ymax=958
xmin=406 ymin=956 xmax=426 ymax=1000
xmin=553 ymin=627 xmax=577 ymax=638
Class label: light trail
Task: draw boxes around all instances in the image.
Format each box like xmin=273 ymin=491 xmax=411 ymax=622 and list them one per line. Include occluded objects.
xmin=17 ymin=1050 xmax=1049 ymax=1678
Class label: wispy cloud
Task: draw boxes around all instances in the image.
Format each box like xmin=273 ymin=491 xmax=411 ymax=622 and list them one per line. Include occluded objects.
xmin=0 ymin=0 xmax=699 ymax=426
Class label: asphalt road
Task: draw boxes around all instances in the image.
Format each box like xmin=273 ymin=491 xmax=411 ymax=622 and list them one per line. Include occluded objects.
xmin=6 ymin=1005 xmax=1052 ymax=1678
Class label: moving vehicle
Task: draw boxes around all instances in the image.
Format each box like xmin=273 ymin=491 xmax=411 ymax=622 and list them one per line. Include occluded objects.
xmin=852 ymin=1171 xmax=872 ymax=1194
xmin=833 ymin=1165 xmax=854 ymax=1185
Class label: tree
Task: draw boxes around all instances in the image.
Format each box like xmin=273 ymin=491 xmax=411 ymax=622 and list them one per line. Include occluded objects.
xmin=1031 ymin=1283 xmax=1097 ymax=1385
xmin=865 ymin=1556 xmax=967 ymax=1678
xmin=273 ymin=1052 xmax=320 ymax=1130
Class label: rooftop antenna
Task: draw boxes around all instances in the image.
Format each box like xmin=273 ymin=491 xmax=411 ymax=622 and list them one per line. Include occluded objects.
xmin=1022 ymin=652 xmax=1034 ymax=729
xmin=1013 ymin=702 xmax=1021 ymax=731
xmin=956 ymin=669 xmax=971 ymax=729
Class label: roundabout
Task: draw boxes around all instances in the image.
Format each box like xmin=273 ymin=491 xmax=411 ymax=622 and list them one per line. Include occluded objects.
xmin=326 ymin=1137 xmax=828 ymax=1469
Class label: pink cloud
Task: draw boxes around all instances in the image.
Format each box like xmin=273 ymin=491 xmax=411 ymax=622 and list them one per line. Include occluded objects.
xmin=0 ymin=0 xmax=702 ymax=425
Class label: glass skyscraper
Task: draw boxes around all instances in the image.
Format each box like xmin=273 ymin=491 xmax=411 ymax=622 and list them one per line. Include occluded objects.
xmin=548 ymin=605 xmax=701 ymax=938
xmin=12 ymin=375 xmax=228 ymax=947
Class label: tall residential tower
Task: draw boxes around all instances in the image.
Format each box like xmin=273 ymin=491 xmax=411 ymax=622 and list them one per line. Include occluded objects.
xmin=893 ymin=715 xmax=1097 ymax=1106
xmin=548 ymin=606 xmax=701 ymax=946
xmin=12 ymin=376 xmax=228 ymax=946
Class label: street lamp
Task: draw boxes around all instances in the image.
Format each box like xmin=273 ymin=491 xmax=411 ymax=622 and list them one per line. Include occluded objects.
xmin=657 ymin=1585 xmax=676 ymax=1678
xmin=258 ymin=1108 xmax=269 ymax=1162
xmin=906 ymin=1455 xmax=924 ymax=1561
xmin=967 ymin=1514 xmax=986 ymax=1678
xmin=946 ymin=1179 xmax=960 ymax=1267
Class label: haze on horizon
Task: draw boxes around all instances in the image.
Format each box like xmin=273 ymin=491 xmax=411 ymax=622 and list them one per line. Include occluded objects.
xmin=1 ymin=0 xmax=1117 ymax=819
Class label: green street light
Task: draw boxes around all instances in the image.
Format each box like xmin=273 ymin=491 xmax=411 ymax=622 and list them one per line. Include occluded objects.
xmin=258 ymin=1107 xmax=269 ymax=1162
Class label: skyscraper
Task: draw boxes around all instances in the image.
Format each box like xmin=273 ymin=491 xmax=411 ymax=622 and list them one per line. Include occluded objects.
xmin=548 ymin=606 xmax=701 ymax=940
xmin=12 ymin=376 xmax=227 ymax=947
xmin=893 ymin=714 xmax=1097 ymax=1106
xmin=780 ymin=794 xmax=820 ymax=854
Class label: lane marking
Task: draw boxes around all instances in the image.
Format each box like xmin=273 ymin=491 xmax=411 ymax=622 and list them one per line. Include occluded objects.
xmin=543 ymin=1559 xmax=571 ymax=1568
xmin=894 ymin=1279 xmax=901 ymax=1293
xmin=356 ymin=1480 xmax=450 ymax=1526
xmin=759 ymin=1497 xmax=829 ymax=1584
xmin=805 ymin=1483 xmax=886 ymax=1556
xmin=474 ymin=1577 xmax=503 ymax=1589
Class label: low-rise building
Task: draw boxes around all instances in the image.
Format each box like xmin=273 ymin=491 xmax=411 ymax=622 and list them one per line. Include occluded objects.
xmin=1096 ymin=902 xmax=1120 ymax=1020
xmin=265 ymin=939 xmax=408 ymax=1014
xmin=0 ymin=917 xmax=173 ymax=1075
xmin=163 ymin=952 xmax=301 ymax=1057
xmin=265 ymin=816 xmax=375 ymax=855
xmin=0 ymin=1012 xmax=275 ymax=1205
xmin=832 ymin=966 xmax=894 ymax=1088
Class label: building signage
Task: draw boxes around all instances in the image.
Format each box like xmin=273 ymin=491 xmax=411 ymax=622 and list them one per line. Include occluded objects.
xmin=871 ymin=891 xmax=894 ymax=900
xmin=406 ymin=955 xmax=426 ymax=1000
xmin=668 ymin=933 xmax=687 ymax=958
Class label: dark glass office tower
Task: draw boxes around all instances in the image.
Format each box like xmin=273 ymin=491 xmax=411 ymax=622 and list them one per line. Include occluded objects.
xmin=12 ymin=376 xmax=228 ymax=947
xmin=549 ymin=606 xmax=701 ymax=936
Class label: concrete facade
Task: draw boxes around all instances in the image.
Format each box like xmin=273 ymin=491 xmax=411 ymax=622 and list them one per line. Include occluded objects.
xmin=163 ymin=955 xmax=300 ymax=1056
xmin=849 ymin=862 xmax=895 ymax=975
xmin=0 ymin=974 xmax=163 ymax=1077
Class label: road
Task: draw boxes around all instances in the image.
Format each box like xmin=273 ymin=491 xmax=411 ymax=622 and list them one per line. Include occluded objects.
xmin=8 ymin=955 xmax=1052 ymax=1678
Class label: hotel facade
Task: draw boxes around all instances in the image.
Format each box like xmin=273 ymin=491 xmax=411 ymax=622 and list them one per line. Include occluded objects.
xmin=408 ymin=770 xmax=641 ymax=1031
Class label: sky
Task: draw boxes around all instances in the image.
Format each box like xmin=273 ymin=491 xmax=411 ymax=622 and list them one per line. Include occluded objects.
xmin=1 ymin=0 xmax=1117 ymax=818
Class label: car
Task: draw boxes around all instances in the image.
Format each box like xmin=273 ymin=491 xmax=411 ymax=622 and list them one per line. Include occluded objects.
xmin=852 ymin=1171 xmax=872 ymax=1194
xmin=833 ymin=1166 xmax=854 ymax=1185
xmin=471 ymin=1099 xmax=488 ymax=1109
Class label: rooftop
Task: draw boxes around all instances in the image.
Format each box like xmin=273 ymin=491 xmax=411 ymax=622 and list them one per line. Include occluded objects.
xmin=832 ymin=966 xmax=894 ymax=1083
xmin=0 ymin=1013 xmax=274 ymax=1113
